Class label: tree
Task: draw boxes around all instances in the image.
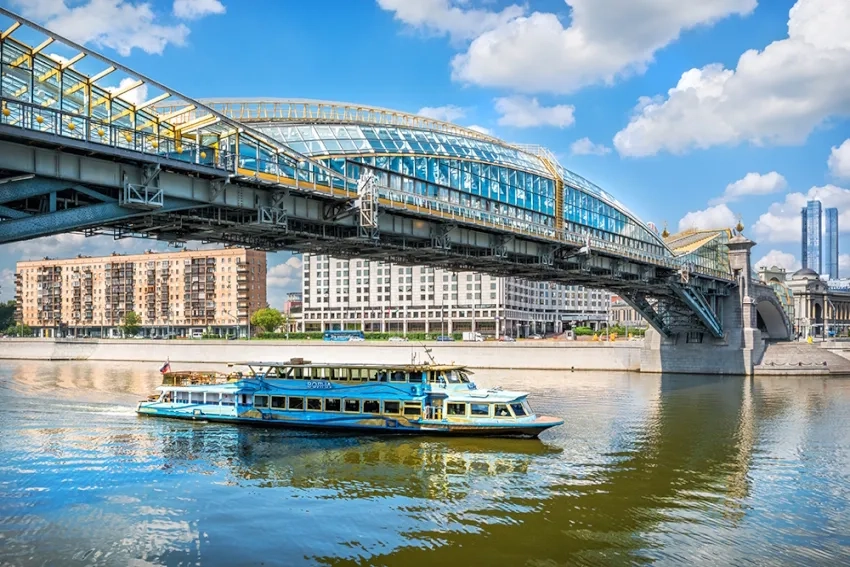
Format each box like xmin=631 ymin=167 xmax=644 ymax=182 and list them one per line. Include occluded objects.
xmin=0 ymin=300 xmax=15 ymax=330
xmin=5 ymin=323 xmax=32 ymax=337
xmin=120 ymin=311 xmax=142 ymax=337
xmin=251 ymin=307 xmax=284 ymax=333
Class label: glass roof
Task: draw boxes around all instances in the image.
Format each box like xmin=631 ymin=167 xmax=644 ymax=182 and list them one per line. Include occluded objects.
xmin=256 ymin=123 xmax=551 ymax=177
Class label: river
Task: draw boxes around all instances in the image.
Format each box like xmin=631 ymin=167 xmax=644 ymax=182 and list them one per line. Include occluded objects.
xmin=0 ymin=361 xmax=848 ymax=566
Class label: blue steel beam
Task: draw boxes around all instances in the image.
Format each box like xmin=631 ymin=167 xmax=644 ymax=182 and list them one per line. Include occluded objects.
xmin=0 ymin=177 xmax=75 ymax=204
xmin=0 ymin=204 xmax=29 ymax=219
xmin=669 ymin=283 xmax=724 ymax=338
xmin=0 ymin=198 xmax=204 ymax=243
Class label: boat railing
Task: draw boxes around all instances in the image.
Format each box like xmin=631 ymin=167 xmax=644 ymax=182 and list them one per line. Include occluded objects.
xmin=161 ymin=371 xmax=239 ymax=387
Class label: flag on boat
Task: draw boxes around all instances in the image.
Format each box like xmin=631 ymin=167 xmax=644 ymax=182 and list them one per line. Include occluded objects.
xmin=159 ymin=360 xmax=171 ymax=374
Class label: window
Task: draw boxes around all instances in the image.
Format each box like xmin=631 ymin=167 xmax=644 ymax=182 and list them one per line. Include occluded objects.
xmin=447 ymin=403 xmax=466 ymax=416
xmin=363 ymin=400 xmax=380 ymax=413
xmin=403 ymin=403 xmax=421 ymax=417
xmin=254 ymin=395 xmax=269 ymax=408
xmin=344 ymin=399 xmax=360 ymax=412
xmin=324 ymin=398 xmax=341 ymax=412
xmin=383 ymin=401 xmax=400 ymax=414
xmin=307 ymin=398 xmax=322 ymax=411
xmin=288 ymin=397 xmax=304 ymax=410
xmin=470 ymin=403 xmax=489 ymax=417
xmin=271 ymin=396 xmax=285 ymax=409
xmin=510 ymin=402 xmax=527 ymax=417
xmin=494 ymin=404 xmax=511 ymax=418
xmin=388 ymin=370 xmax=405 ymax=382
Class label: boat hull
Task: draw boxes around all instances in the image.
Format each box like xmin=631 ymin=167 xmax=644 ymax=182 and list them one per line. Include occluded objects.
xmin=136 ymin=406 xmax=562 ymax=439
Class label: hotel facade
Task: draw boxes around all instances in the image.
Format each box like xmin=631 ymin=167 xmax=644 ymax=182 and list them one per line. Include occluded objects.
xmin=298 ymin=254 xmax=611 ymax=337
xmin=15 ymin=248 xmax=267 ymax=338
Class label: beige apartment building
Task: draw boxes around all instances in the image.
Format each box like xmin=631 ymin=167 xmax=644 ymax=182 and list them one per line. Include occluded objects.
xmin=298 ymin=254 xmax=612 ymax=337
xmin=15 ymin=248 xmax=267 ymax=338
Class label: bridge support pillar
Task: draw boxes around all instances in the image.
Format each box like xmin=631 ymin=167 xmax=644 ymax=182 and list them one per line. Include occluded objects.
xmin=640 ymin=233 xmax=765 ymax=375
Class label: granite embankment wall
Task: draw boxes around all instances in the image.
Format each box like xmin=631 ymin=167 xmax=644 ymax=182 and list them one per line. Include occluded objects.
xmin=0 ymin=338 xmax=642 ymax=371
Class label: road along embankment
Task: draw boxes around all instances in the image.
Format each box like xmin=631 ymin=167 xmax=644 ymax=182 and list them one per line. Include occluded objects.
xmin=0 ymin=338 xmax=642 ymax=372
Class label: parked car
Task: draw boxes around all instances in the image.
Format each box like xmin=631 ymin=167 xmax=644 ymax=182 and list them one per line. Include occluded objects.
xmin=528 ymin=334 xmax=543 ymax=339
xmin=499 ymin=335 xmax=516 ymax=342
xmin=436 ymin=335 xmax=455 ymax=342
xmin=348 ymin=336 xmax=365 ymax=342
xmin=388 ymin=336 xmax=409 ymax=342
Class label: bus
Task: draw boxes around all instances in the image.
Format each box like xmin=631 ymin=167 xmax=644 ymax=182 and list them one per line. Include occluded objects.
xmin=323 ymin=330 xmax=365 ymax=342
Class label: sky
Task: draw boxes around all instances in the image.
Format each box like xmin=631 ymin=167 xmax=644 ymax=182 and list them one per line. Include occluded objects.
xmin=1 ymin=0 xmax=849 ymax=306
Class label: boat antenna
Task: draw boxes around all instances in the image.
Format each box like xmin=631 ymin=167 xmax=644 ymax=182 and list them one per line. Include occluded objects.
xmin=421 ymin=343 xmax=437 ymax=365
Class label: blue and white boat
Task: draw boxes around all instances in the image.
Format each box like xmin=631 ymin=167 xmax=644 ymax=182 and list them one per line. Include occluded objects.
xmin=136 ymin=358 xmax=563 ymax=438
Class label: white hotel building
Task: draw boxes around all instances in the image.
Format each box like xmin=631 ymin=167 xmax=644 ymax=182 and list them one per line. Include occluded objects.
xmin=298 ymin=254 xmax=610 ymax=337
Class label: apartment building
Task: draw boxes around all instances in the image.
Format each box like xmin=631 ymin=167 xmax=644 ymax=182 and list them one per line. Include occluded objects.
xmin=15 ymin=248 xmax=267 ymax=337
xmin=298 ymin=254 xmax=611 ymax=337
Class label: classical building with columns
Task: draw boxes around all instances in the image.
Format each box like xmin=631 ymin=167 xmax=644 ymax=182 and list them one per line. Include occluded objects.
xmin=757 ymin=265 xmax=850 ymax=337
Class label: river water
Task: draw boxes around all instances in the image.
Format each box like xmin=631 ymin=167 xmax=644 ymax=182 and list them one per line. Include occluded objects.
xmin=0 ymin=361 xmax=849 ymax=566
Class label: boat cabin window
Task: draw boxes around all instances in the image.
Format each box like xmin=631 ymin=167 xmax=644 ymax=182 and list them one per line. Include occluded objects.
xmin=344 ymin=399 xmax=360 ymax=413
xmin=447 ymin=402 xmax=466 ymax=416
xmin=403 ymin=403 xmax=421 ymax=417
xmin=363 ymin=400 xmax=380 ymax=414
xmin=221 ymin=394 xmax=235 ymax=406
xmin=292 ymin=367 xmax=305 ymax=379
xmin=494 ymin=404 xmax=511 ymax=418
xmin=383 ymin=401 xmax=400 ymax=414
xmin=348 ymin=369 xmax=366 ymax=382
xmin=254 ymin=395 xmax=269 ymax=408
xmin=510 ymin=402 xmax=527 ymax=417
xmin=470 ymin=403 xmax=489 ymax=417
xmin=324 ymin=398 xmax=341 ymax=412
xmin=288 ymin=397 xmax=304 ymax=410
xmin=445 ymin=371 xmax=461 ymax=384
xmin=408 ymin=372 xmax=423 ymax=383
xmin=191 ymin=392 xmax=204 ymax=404
xmin=271 ymin=396 xmax=285 ymax=409
xmin=332 ymin=368 xmax=348 ymax=381
xmin=306 ymin=398 xmax=322 ymax=411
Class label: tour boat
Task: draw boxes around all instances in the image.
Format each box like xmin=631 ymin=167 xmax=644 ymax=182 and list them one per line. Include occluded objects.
xmin=136 ymin=359 xmax=563 ymax=438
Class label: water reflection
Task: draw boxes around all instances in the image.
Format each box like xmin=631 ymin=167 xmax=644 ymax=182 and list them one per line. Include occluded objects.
xmin=0 ymin=362 xmax=848 ymax=566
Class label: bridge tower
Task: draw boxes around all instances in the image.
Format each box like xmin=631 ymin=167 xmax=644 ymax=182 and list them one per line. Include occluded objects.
xmin=641 ymin=230 xmax=778 ymax=375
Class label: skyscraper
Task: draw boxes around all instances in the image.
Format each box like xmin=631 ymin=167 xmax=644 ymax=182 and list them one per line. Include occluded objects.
xmin=825 ymin=207 xmax=839 ymax=279
xmin=801 ymin=208 xmax=808 ymax=270
xmin=802 ymin=200 xmax=823 ymax=274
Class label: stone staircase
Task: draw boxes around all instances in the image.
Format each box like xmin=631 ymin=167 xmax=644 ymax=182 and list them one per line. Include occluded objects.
xmin=755 ymin=341 xmax=850 ymax=375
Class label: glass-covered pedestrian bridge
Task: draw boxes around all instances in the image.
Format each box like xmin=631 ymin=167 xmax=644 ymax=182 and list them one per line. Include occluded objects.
xmin=0 ymin=7 xmax=732 ymax=281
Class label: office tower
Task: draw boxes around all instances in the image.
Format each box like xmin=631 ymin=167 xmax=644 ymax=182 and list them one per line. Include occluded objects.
xmin=298 ymin=254 xmax=612 ymax=337
xmin=801 ymin=208 xmax=808 ymax=270
xmin=15 ymin=248 xmax=266 ymax=338
xmin=826 ymin=207 xmax=839 ymax=279
xmin=803 ymin=200 xmax=822 ymax=274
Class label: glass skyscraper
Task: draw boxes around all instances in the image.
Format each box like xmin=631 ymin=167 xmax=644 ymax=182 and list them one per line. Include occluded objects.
xmin=802 ymin=200 xmax=822 ymax=274
xmin=825 ymin=207 xmax=839 ymax=279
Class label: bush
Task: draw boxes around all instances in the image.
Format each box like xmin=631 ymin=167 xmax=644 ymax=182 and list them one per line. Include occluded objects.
xmin=572 ymin=326 xmax=595 ymax=336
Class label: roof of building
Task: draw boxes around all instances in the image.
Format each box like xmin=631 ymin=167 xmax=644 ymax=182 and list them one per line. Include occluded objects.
xmin=791 ymin=268 xmax=819 ymax=279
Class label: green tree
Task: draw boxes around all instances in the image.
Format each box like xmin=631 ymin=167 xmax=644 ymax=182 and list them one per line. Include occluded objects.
xmin=0 ymin=300 xmax=15 ymax=330
xmin=5 ymin=322 xmax=32 ymax=337
xmin=120 ymin=311 xmax=142 ymax=337
xmin=251 ymin=307 xmax=284 ymax=333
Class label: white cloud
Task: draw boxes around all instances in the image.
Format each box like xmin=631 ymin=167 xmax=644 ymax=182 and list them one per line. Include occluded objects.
xmin=710 ymin=171 xmax=787 ymax=204
xmin=753 ymin=184 xmax=850 ymax=243
xmin=417 ymin=104 xmax=466 ymax=122
xmin=107 ymin=78 xmax=149 ymax=106
xmin=754 ymin=250 xmax=801 ymax=272
xmin=9 ymin=0 xmax=213 ymax=56
xmin=570 ymin=137 xmax=611 ymax=156
xmin=828 ymin=139 xmax=850 ymax=179
xmin=494 ymin=96 xmax=575 ymax=128
xmin=173 ymin=0 xmax=225 ymax=20
xmin=840 ymin=254 xmax=850 ymax=273
xmin=267 ymin=256 xmax=303 ymax=289
xmin=466 ymin=124 xmax=492 ymax=136
xmin=450 ymin=0 xmax=755 ymax=94
xmin=677 ymin=203 xmax=737 ymax=232
xmin=376 ymin=0 xmax=524 ymax=42
xmin=614 ymin=0 xmax=850 ymax=157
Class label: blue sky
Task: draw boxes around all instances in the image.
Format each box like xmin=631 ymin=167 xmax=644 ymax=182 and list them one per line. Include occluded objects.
xmin=1 ymin=0 xmax=849 ymax=306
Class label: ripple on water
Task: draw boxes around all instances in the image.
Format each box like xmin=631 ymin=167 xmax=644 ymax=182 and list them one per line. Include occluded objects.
xmin=1 ymin=362 xmax=849 ymax=566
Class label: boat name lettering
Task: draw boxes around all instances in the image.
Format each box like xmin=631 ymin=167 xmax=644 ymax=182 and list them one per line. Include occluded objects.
xmin=306 ymin=380 xmax=333 ymax=389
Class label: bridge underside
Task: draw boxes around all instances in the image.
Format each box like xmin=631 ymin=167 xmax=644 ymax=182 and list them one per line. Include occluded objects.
xmin=0 ymin=131 xmax=731 ymax=339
